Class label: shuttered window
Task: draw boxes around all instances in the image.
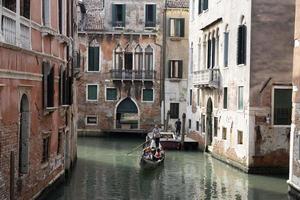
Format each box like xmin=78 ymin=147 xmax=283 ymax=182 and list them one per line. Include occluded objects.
xmin=88 ymin=46 xmax=100 ymax=71
xmin=143 ymin=89 xmax=154 ymax=102
xmin=87 ymin=85 xmax=98 ymax=101
xmin=201 ymin=114 xmax=205 ymax=133
xmin=212 ymin=38 xmax=216 ymax=68
xmin=203 ymin=0 xmax=208 ymax=10
xmin=168 ymin=60 xmax=183 ymax=78
xmin=169 ymin=18 xmax=185 ymax=37
xmin=198 ymin=0 xmax=202 ymax=14
xmin=237 ymin=25 xmax=247 ymax=65
xmin=223 ymin=87 xmax=228 ymax=109
xmin=170 ymin=103 xmax=179 ymax=119
xmin=238 ymin=86 xmax=244 ymax=110
xmin=145 ymin=4 xmax=156 ymax=27
xmin=190 ymin=89 xmax=193 ymax=106
xmin=207 ymin=39 xmax=211 ymax=68
xmin=112 ymin=4 xmax=126 ymax=27
xmin=42 ymin=136 xmax=50 ymax=163
xmin=106 ymin=88 xmax=117 ymax=101
xmin=214 ymin=117 xmax=218 ymax=137
xmin=224 ymin=32 xmax=229 ymax=67
xmin=43 ymin=62 xmax=54 ymax=109
xmin=196 ymin=121 xmax=199 ymax=131
xmin=273 ymin=88 xmax=292 ymax=125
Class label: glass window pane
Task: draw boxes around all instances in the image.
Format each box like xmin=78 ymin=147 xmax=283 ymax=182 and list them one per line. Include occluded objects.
xmin=107 ymin=88 xmax=117 ymax=100
xmin=238 ymin=86 xmax=243 ymax=110
xmin=274 ymin=89 xmax=292 ymax=125
xmin=88 ymin=85 xmax=97 ymax=100
xmin=143 ymin=89 xmax=153 ymax=101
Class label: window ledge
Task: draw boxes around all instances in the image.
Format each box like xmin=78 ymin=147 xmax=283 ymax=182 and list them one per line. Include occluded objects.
xmin=142 ymin=101 xmax=154 ymax=103
xmin=144 ymin=26 xmax=156 ymax=30
xmin=169 ymin=37 xmax=184 ymax=41
xmin=272 ymin=125 xmax=291 ymax=128
xmin=169 ymin=78 xmax=183 ymax=82
xmin=86 ymin=70 xmax=101 ymax=73
xmin=61 ymin=105 xmax=70 ymax=108
xmin=237 ymin=64 xmax=246 ymax=67
xmin=45 ymin=107 xmax=57 ymax=114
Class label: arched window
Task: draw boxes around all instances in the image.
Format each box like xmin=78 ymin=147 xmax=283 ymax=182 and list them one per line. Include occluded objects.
xmin=19 ymin=94 xmax=29 ymax=174
xmin=237 ymin=16 xmax=247 ymax=65
xmin=212 ymin=31 xmax=216 ymax=68
xmin=145 ymin=45 xmax=153 ymax=71
xmin=198 ymin=38 xmax=201 ymax=71
xmin=224 ymin=24 xmax=229 ymax=67
xmin=207 ymin=33 xmax=211 ymax=69
xmin=135 ymin=45 xmax=143 ymax=71
xmin=20 ymin=0 xmax=30 ymax=19
xmin=114 ymin=45 xmax=123 ymax=70
xmin=124 ymin=44 xmax=133 ymax=71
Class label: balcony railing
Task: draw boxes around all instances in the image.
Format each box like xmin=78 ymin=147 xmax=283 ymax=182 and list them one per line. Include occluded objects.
xmin=111 ymin=70 xmax=156 ymax=81
xmin=20 ymin=24 xmax=30 ymax=49
xmin=193 ymin=69 xmax=220 ymax=88
xmin=2 ymin=15 xmax=16 ymax=45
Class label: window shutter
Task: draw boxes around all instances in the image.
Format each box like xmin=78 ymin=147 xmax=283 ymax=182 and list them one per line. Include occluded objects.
xmin=242 ymin=25 xmax=247 ymax=65
xmin=207 ymin=39 xmax=211 ymax=68
xmin=145 ymin=5 xmax=149 ymax=23
xmin=204 ymin=0 xmax=208 ymax=10
xmin=168 ymin=60 xmax=172 ymax=78
xmin=198 ymin=0 xmax=202 ymax=14
xmin=178 ymin=60 xmax=183 ymax=78
xmin=180 ymin=19 xmax=185 ymax=37
xmin=47 ymin=67 xmax=54 ymax=107
xmin=94 ymin=47 xmax=100 ymax=71
xmin=42 ymin=62 xmax=49 ymax=109
xmin=237 ymin=26 xmax=242 ymax=65
xmin=212 ymin=38 xmax=215 ymax=68
xmin=112 ymin=4 xmax=116 ymax=25
xmin=122 ymin=4 xmax=126 ymax=27
xmin=153 ymin=5 xmax=156 ymax=24
xmin=224 ymin=32 xmax=229 ymax=67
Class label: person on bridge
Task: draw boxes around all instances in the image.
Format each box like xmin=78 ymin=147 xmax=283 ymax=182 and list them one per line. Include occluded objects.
xmin=175 ymin=118 xmax=182 ymax=138
xmin=152 ymin=124 xmax=161 ymax=148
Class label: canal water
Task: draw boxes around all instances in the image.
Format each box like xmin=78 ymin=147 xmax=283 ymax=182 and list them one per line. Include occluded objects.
xmin=47 ymin=137 xmax=288 ymax=200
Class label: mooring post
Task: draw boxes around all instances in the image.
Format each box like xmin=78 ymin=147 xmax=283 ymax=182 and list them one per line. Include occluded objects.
xmin=181 ymin=113 xmax=186 ymax=150
xmin=10 ymin=151 xmax=15 ymax=200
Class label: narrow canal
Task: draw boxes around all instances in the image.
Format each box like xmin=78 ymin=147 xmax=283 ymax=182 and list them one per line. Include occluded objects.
xmin=47 ymin=137 xmax=288 ymax=200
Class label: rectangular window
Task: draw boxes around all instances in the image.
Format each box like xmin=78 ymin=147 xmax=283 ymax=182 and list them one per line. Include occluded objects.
xmin=169 ymin=18 xmax=185 ymax=37
xmin=88 ymin=46 xmax=100 ymax=71
xmin=237 ymin=25 xmax=247 ymax=65
xmin=197 ymin=89 xmax=200 ymax=106
xmin=223 ymin=87 xmax=228 ymax=109
xmin=237 ymin=130 xmax=243 ymax=145
xmin=214 ymin=117 xmax=218 ymax=137
xmin=168 ymin=60 xmax=183 ymax=78
xmin=224 ymin=32 xmax=229 ymax=67
xmin=58 ymin=0 xmax=63 ymax=33
xmin=42 ymin=62 xmax=54 ymax=109
xmin=3 ymin=0 xmax=16 ymax=12
xmin=273 ymin=88 xmax=292 ymax=125
xmin=106 ymin=88 xmax=117 ymax=101
xmin=196 ymin=121 xmax=199 ymax=131
xmin=188 ymin=119 xmax=192 ymax=129
xmin=87 ymin=85 xmax=98 ymax=101
xmin=145 ymin=4 xmax=156 ymax=27
xmin=190 ymin=89 xmax=193 ymax=106
xmin=170 ymin=103 xmax=179 ymax=119
xmin=207 ymin=39 xmax=211 ymax=68
xmin=203 ymin=0 xmax=208 ymax=11
xmin=143 ymin=89 xmax=154 ymax=102
xmin=238 ymin=86 xmax=244 ymax=110
xmin=198 ymin=0 xmax=202 ymax=14
xmin=222 ymin=127 xmax=227 ymax=140
xmin=201 ymin=114 xmax=205 ymax=133
xmin=86 ymin=116 xmax=98 ymax=125
xmin=42 ymin=136 xmax=50 ymax=163
xmin=20 ymin=0 xmax=30 ymax=19
xmin=57 ymin=132 xmax=62 ymax=155
xmin=42 ymin=0 xmax=50 ymax=26
xmin=112 ymin=4 xmax=126 ymax=27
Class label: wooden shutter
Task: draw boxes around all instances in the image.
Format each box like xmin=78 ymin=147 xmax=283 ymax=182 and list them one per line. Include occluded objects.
xmin=237 ymin=26 xmax=242 ymax=65
xmin=47 ymin=67 xmax=54 ymax=107
xmin=198 ymin=0 xmax=202 ymax=14
xmin=207 ymin=39 xmax=211 ymax=68
xmin=94 ymin=47 xmax=99 ymax=71
xmin=224 ymin=32 xmax=229 ymax=67
xmin=153 ymin=5 xmax=156 ymax=25
xmin=204 ymin=0 xmax=208 ymax=10
xmin=88 ymin=47 xmax=94 ymax=71
xmin=168 ymin=60 xmax=172 ymax=78
xmin=180 ymin=19 xmax=185 ymax=37
xmin=241 ymin=25 xmax=247 ymax=64
xmin=42 ymin=62 xmax=49 ymax=109
xmin=122 ymin=4 xmax=126 ymax=27
xmin=212 ymin=38 xmax=215 ymax=68
xmin=178 ymin=60 xmax=183 ymax=78
xmin=112 ymin=4 xmax=116 ymax=25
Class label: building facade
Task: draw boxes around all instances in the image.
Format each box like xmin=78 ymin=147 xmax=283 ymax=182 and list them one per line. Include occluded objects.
xmin=0 ymin=0 xmax=76 ymax=199
xmin=76 ymin=0 xmax=164 ymax=136
xmin=288 ymin=0 xmax=300 ymax=197
xmin=188 ymin=0 xmax=295 ymax=173
xmin=163 ymin=0 xmax=189 ymax=131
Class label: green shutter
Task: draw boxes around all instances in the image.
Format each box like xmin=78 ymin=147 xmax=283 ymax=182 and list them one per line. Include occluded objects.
xmin=122 ymin=4 xmax=126 ymax=27
xmin=94 ymin=47 xmax=99 ymax=71
xmin=107 ymin=88 xmax=117 ymax=100
xmin=88 ymin=47 xmax=94 ymax=71
xmin=143 ymin=89 xmax=153 ymax=102
xmin=180 ymin=19 xmax=185 ymax=37
xmin=112 ymin=4 xmax=116 ymax=25
xmin=178 ymin=60 xmax=183 ymax=78
xmin=88 ymin=85 xmax=97 ymax=100
xmin=153 ymin=5 xmax=156 ymax=25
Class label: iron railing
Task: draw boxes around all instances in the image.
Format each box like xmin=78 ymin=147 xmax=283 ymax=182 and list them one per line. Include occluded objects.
xmin=193 ymin=69 xmax=220 ymax=88
xmin=110 ymin=70 xmax=156 ymax=81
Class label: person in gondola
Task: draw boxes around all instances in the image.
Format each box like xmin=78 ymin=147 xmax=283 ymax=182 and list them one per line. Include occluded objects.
xmin=152 ymin=124 xmax=161 ymax=148
xmin=154 ymin=148 xmax=162 ymax=160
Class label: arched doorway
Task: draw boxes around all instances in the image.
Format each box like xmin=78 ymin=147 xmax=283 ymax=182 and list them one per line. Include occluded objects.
xmin=206 ymin=98 xmax=213 ymax=148
xmin=19 ymin=94 xmax=29 ymax=174
xmin=116 ymin=97 xmax=139 ymax=129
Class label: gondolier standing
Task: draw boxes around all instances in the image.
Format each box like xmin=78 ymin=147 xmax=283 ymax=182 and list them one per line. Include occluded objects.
xmin=153 ymin=124 xmax=161 ymax=148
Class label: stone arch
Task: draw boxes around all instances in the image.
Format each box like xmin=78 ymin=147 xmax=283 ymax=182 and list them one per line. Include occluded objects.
xmin=115 ymin=97 xmax=139 ymax=129
xmin=19 ymin=94 xmax=29 ymax=174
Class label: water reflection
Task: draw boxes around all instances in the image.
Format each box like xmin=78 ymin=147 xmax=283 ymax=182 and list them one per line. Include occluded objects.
xmin=47 ymin=137 xmax=288 ymax=200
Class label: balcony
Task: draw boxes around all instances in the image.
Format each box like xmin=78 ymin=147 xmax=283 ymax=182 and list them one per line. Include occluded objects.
xmin=110 ymin=70 xmax=156 ymax=81
xmin=2 ymin=15 xmax=16 ymax=45
xmin=193 ymin=69 xmax=220 ymax=88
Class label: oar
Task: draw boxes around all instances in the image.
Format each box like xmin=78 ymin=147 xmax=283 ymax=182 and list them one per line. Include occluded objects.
xmin=127 ymin=140 xmax=150 ymax=155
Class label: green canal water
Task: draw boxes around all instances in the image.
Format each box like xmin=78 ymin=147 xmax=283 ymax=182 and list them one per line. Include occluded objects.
xmin=47 ymin=137 xmax=288 ymax=200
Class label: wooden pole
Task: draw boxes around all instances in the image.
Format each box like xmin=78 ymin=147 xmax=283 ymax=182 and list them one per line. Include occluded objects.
xmin=181 ymin=113 xmax=186 ymax=150
xmin=10 ymin=151 xmax=15 ymax=200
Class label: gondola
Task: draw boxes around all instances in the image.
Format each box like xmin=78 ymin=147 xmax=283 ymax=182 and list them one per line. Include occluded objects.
xmin=140 ymin=152 xmax=165 ymax=169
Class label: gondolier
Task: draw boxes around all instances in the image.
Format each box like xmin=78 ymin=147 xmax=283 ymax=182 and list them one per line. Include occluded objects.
xmin=153 ymin=124 xmax=161 ymax=148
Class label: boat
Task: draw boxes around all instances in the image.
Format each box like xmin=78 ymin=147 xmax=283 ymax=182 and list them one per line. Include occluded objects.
xmin=140 ymin=139 xmax=165 ymax=169
xmin=159 ymin=132 xmax=181 ymax=150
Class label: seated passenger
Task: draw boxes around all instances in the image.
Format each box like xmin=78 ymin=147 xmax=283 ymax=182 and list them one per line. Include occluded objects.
xmin=154 ymin=148 xmax=162 ymax=160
